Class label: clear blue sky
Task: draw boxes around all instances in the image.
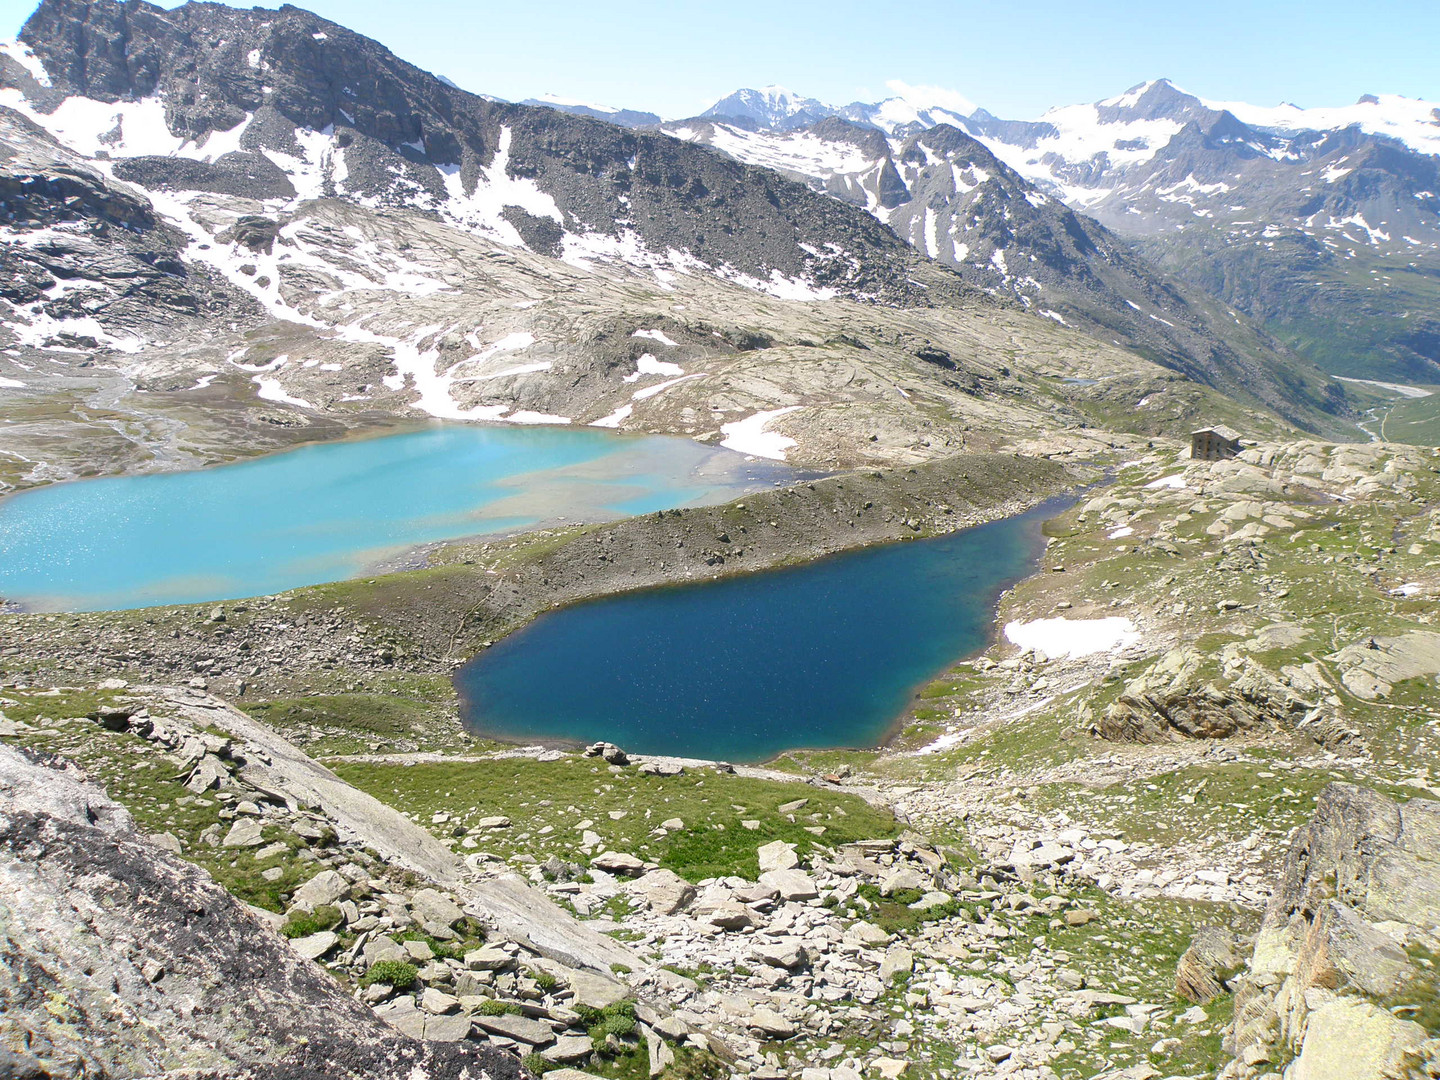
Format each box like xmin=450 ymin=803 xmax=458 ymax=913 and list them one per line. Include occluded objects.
xmin=3 ymin=0 xmax=1438 ymax=120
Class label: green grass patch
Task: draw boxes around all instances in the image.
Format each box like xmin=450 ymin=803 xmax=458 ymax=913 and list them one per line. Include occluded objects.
xmin=361 ymin=959 xmax=418 ymax=989
xmin=331 ymin=756 xmax=898 ymax=882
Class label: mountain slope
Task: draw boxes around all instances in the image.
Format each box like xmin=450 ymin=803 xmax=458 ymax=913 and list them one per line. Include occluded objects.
xmin=701 ymin=84 xmax=978 ymax=136
xmin=9 ymin=0 xmax=956 ymax=306
xmin=697 ymin=77 xmax=1440 ymax=386
xmin=519 ymin=94 xmax=661 ymax=128
xmin=663 ymin=114 xmax=1351 ymax=430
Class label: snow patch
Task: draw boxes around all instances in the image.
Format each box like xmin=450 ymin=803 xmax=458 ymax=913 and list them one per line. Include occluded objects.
xmin=1004 ymin=617 xmax=1141 ymax=660
xmin=436 ymin=126 xmax=563 ymax=246
xmin=633 ymin=328 xmax=680 ymax=347
xmin=623 ymin=353 xmax=685 ymax=382
xmin=631 ymin=372 xmax=705 ymax=401
xmin=504 ymin=410 xmax=571 ymax=425
xmin=253 ymin=376 xmax=315 ymax=409
xmin=720 ymin=406 xmax=803 ymax=460
xmin=1145 ymin=473 xmax=1188 ymax=490
xmin=0 ymin=40 xmax=52 ymax=87
xmin=1334 ymin=376 xmax=1433 ymax=399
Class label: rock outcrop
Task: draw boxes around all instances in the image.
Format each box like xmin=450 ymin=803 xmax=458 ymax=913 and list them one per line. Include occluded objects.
xmin=1097 ymin=647 xmax=1327 ymax=743
xmin=1222 ymin=783 xmax=1440 ymax=1080
xmin=0 ymin=743 xmax=523 ymax=1080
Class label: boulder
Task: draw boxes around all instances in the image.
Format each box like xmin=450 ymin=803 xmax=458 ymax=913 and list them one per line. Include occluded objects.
xmin=463 ymin=947 xmax=513 ymax=971
xmin=879 ymin=867 xmax=929 ymax=895
xmin=758 ymin=868 xmax=819 ymax=901
xmin=421 ymin=1012 xmax=474 ymax=1043
xmin=543 ymin=1035 xmax=596 ymax=1063
xmin=748 ymin=1007 xmax=796 ymax=1039
xmin=1290 ymin=998 xmax=1430 ymax=1080
xmin=566 ymin=969 xmax=629 ymax=1010
xmin=220 ymin=819 xmax=264 ymax=848
xmin=752 ymin=939 xmax=807 ymax=970
xmin=374 ymin=997 xmax=427 ymax=1040
xmin=591 ymin=851 xmax=645 ymax=877
xmin=471 ymin=1012 xmax=558 ymax=1046
xmin=757 ymin=840 xmax=800 ymax=873
xmin=584 ymin=742 xmax=628 ymax=766
xmin=1098 ymin=648 xmax=1306 ymax=742
xmin=699 ymin=901 xmax=755 ymax=931
xmin=843 ymin=921 xmax=891 ymax=947
xmin=420 ymin=988 xmax=460 ymax=1015
xmin=0 ymin=746 xmax=520 ymax=1079
xmin=1175 ymin=925 xmax=1241 ymax=1004
xmin=290 ymin=869 xmax=349 ymax=911
xmin=363 ymin=935 xmax=409 ymax=966
xmin=1009 ymin=842 xmax=1075 ymax=870
xmin=1223 ymin=784 xmax=1440 ymax=1076
xmin=409 ymin=888 xmax=464 ymax=929
xmin=630 ymin=869 xmax=696 ymax=915
xmin=289 ymin=931 xmax=338 ymax=961
xmin=880 ymin=946 xmax=915 ymax=981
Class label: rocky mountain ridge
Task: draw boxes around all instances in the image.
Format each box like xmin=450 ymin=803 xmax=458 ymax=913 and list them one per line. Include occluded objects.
xmin=5 ymin=0 xmax=952 ymax=305
xmin=683 ymin=79 xmax=1440 ymax=384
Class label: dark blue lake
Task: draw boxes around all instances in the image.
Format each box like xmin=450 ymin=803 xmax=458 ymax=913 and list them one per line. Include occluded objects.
xmin=455 ymin=500 xmax=1063 ymax=761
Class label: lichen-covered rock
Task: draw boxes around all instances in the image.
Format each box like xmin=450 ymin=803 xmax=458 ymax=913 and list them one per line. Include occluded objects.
xmin=0 ymin=744 xmax=523 ymax=1080
xmin=1221 ymin=783 xmax=1440 ymax=1079
xmin=1289 ymin=998 xmax=1431 ymax=1080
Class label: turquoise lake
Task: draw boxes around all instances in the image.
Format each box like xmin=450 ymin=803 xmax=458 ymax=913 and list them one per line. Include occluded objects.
xmin=455 ymin=500 xmax=1062 ymax=762
xmin=0 ymin=424 xmax=793 ymax=612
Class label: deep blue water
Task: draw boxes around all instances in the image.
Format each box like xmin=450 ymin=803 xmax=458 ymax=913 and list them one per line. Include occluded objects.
xmin=456 ymin=501 xmax=1062 ymax=761
xmin=0 ymin=424 xmax=791 ymax=612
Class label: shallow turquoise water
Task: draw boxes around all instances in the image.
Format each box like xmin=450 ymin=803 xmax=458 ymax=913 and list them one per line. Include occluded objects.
xmin=0 ymin=424 xmax=790 ymax=612
xmin=455 ymin=500 xmax=1063 ymax=762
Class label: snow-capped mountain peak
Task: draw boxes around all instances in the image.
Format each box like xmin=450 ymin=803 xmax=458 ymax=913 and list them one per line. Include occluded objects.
xmin=1097 ymin=78 xmax=1199 ymax=115
xmin=702 ymin=86 xmax=836 ymax=130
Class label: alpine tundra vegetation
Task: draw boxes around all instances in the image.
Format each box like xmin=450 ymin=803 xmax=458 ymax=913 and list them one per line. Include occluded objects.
xmin=0 ymin=2 xmax=1437 ymax=1080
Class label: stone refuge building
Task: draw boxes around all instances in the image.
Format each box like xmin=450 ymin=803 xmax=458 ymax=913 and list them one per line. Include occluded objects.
xmin=1191 ymin=425 xmax=1243 ymax=461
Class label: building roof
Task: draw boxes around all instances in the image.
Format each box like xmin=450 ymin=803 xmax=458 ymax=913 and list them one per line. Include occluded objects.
xmin=1192 ymin=425 xmax=1243 ymax=442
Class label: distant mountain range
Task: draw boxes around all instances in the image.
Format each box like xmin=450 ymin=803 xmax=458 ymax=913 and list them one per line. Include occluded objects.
xmin=580 ymin=79 xmax=1440 ymax=385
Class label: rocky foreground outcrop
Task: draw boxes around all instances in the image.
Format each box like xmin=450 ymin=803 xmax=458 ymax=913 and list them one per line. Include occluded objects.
xmin=0 ymin=743 xmax=523 ymax=1080
xmin=1222 ymin=783 xmax=1440 ymax=1080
